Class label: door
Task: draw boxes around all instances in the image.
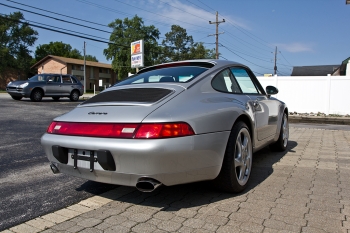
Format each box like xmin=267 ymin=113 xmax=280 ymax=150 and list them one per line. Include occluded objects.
xmin=230 ymin=67 xmax=280 ymax=141
xmin=61 ymin=75 xmax=74 ymax=95
xmin=46 ymin=74 xmax=62 ymax=95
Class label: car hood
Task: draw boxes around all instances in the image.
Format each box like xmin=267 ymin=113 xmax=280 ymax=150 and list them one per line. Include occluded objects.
xmin=54 ymin=84 xmax=186 ymax=123
xmin=7 ymin=80 xmax=28 ymax=87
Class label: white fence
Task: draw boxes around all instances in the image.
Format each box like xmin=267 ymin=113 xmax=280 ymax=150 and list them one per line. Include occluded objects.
xmin=256 ymin=76 xmax=350 ymax=115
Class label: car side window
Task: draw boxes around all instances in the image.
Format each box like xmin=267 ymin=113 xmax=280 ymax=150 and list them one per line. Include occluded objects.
xmin=230 ymin=67 xmax=260 ymax=94
xmin=62 ymin=76 xmax=72 ymax=83
xmin=47 ymin=75 xmax=61 ymax=83
xmin=71 ymin=77 xmax=78 ymax=83
xmin=212 ymin=69 xmax=242 ymax=93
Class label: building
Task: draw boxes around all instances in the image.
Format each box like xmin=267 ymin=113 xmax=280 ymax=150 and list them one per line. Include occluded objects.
xmin=31 ymin=55 xmax=117 ymax=90
xmin=291 ymin=65 xmax=340 ymax=76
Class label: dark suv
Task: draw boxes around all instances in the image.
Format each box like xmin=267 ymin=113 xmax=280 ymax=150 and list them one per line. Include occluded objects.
xmin=6 ymin=74 xmax=84 ymax=102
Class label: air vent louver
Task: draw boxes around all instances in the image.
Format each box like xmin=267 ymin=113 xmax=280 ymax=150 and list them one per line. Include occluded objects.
xmin=81 ymin=88 xmax=172 ymax=105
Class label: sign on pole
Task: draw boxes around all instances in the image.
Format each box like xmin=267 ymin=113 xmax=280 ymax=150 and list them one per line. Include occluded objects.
xmin=131 ymin=40 xmax=144 ymax=68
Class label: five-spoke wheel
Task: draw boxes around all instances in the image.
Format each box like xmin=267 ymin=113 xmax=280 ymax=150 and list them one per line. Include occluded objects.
xmin=214 ymin=121 xmax=252 ymax=193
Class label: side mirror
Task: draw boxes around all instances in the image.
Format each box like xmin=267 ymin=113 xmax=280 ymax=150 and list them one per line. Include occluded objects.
xmin=266 ymin=86 xmax=278 ymax=95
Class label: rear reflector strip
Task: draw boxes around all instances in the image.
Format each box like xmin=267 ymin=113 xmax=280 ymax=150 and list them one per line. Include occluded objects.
xmin=47 ymin=122 xmax=195 ymax=139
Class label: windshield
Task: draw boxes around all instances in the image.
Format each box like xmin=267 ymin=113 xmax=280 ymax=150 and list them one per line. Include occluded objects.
xmin=114 ymin=66 xmax=209 ymax=86
xmin=29 ymin=74 xmax=47 ymax=82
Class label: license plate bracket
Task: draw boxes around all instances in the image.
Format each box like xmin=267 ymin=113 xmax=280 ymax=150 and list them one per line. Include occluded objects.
xmin=71 ymin=149 xmax=97 ymax=172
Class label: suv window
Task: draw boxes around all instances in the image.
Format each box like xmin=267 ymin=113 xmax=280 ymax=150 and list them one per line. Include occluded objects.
xmin=212 ymin=69 xmax=242 ymax=93
xmin=230 ymin=68 xmax=260 ymax=94
xmin=29 ymin=74 xmax=46 ymax=82
xmin=62 ymin=76 xmax=72 ymax=83
xmin=47 ymin=75 xmax=61 ymax=83
xmin=71 ymin=76 xmax=78 ymax=83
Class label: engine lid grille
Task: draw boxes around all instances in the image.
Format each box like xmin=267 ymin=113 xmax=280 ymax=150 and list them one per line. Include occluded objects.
xmin=81 ymin=88 xmax=173 ymax=105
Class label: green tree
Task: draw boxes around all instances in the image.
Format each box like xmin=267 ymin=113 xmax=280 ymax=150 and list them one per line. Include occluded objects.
xmin=0 ymin=12 xmax=38 ymax=87
xmin=34 ymin=41 xmax=98 ymax=62
xmin=85 ymin=55 xmax=98 ymax=62
xmin=159 ymin=25 xmax=215 ymax=63
xmin=160 ymin=25 xmax=194 ymax=62
xmin=189 ymin=42 xmax=216 ymax=60
xmin=104 ymin=16 xmax=160 ymax=79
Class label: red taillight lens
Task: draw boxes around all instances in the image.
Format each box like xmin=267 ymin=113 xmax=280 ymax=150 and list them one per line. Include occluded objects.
xmin=135 ymin=123 xmax=195 ymax=139
xmin=47 ymin=121 xmax=138 ymax=138
xmin=47 ymin=121 xmax=195 ymax=139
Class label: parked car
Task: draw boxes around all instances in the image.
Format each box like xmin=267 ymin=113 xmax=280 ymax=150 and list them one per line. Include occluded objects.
xmin=6 ymin=74 xmax=84 ymax=102
xmin=41 ymin=60 xmax=289 ymax=193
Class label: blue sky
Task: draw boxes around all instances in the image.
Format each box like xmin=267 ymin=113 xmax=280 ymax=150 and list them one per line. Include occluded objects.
xmin=1 ymin=0 xmax=350 ymax=76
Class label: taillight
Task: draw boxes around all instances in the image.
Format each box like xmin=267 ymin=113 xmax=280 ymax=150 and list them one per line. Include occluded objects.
xmin=47 ymin=122 xmax=195 ymax=139
xmin=47 ymin=122 xmax=139 ymax=138
xmin=135 ymin=123 xmax=194 ymax=138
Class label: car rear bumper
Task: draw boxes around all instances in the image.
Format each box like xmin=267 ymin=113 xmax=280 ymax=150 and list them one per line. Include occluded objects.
xmin=41 ymin=131 xmax=230 ymax=186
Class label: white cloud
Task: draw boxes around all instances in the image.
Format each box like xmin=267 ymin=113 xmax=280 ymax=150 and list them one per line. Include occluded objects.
xmin=277 ymin=43 xmax=313 ymax=53
xmin=143 ymin=0 xmax=248 ymax=31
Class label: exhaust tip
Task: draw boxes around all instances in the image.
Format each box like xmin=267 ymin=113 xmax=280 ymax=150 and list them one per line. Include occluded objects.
xmin=50 ymin=163 xmax=60 ymax=174
xmin=136 ymin=178 xmax=162 ymax=192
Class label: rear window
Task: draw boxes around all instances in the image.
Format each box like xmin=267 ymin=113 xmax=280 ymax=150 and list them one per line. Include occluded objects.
xmin=114 ymin=66 xmax=210 ymax=86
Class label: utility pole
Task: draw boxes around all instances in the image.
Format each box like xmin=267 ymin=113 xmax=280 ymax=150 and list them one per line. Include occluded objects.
xmin=209 ymin=11 xmax=225 ymax=59
xmin=84 ymin=41 xmax=86 ymax=93
xmin=274 ymin=46 xmax=277 ymax=75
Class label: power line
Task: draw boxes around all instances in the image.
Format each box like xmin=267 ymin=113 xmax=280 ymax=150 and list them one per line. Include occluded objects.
xmin=279 ymin=50 xmax=293 ymax=66
xmin=220 ymin=44 xmax=273 ymax=71
xmin=224 ymin=31 xmax=272 ymax=53
xmin=157 ymin=0 xmax=208 ymax=21
xmin=0 ymin=2 xmax=112 ymax=34
xmin=185 ymin=0 xmax=214 ymax=15
xmin=76 ymin=0 xmax=212 ymax=35
xmin=196 ymin=0 xmax=274 ymax=50
xmin=0 ymin=15 xmax=116 ymax=45
xmin=0 ymin=13 xmax=110 ymax=42
xmin=220 ymin=39 xmax=273 ymax=61
xmin=5 ymin=0 xmax=110 ymax=28
xmin=197 ymin=0 xmax=216 ymax=12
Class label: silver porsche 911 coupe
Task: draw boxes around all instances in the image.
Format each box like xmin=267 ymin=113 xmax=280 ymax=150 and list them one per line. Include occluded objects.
xmin=41 ymin=59 xmax=288 ymax=193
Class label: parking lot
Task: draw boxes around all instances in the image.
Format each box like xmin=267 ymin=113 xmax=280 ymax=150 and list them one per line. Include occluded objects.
xmin=1 ymin=93 xmax=350 ymax=233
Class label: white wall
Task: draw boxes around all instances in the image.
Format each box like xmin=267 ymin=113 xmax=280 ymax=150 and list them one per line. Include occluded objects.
xmin=256 ymin=76 xmax=350 ymax=115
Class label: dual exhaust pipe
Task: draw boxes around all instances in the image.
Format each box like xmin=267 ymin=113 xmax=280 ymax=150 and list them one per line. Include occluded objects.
xmin=136 ymin=178 xmax=162 ymax=192
xmin=50 ymin=163 xmax=162 ymax=192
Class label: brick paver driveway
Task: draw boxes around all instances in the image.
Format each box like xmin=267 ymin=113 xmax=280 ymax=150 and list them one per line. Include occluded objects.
xmin=7 ymin=127 xmax=350 ymax=233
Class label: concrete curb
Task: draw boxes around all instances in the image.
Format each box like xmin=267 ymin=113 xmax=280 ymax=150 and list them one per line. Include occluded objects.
xmin=3 ymin=187 xmax=135 ymax=233
xmin=289 ymin=115 xmax=350 ymax=125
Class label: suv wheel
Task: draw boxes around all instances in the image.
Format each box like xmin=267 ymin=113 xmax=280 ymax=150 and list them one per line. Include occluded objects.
xmin=30 ymin=89 xmax=43 ymax=102
xmin=70 ymin=90 xmax=79 ymax=101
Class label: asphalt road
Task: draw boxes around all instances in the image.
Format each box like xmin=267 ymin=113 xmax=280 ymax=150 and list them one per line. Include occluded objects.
xmin=0 ymin=94 xmax=117 ymax=231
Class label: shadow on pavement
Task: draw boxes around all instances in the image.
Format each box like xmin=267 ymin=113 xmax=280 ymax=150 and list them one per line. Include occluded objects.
xmin=79 ymin=140 xmax=298 ymax=211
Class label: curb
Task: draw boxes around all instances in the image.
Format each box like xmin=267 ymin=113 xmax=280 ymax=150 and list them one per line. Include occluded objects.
xmin=4 ymin=186 xmax=135 ymax=233
xmin=289 ymin=115 xmax=350 ymax=125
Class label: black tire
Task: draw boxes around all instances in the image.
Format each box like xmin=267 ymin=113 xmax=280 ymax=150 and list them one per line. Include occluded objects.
xmin=270 ymin=113 xmax=289 ymax=152
xmin=214 ymin=121 xmax=253 ymax=193
xmin=30 ymin=89 xmax=43 ymax=102
xmin=70 ymin=90 xmax=79 ymax=101
xmin=52 ymin=97 xmax=60 ymax=101
xmin=11 ymin=96 xmax=22 ymax=101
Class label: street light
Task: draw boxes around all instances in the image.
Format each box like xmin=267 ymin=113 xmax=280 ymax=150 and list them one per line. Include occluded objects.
xmin=347 ymin=0 xmax=350 ymax=4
